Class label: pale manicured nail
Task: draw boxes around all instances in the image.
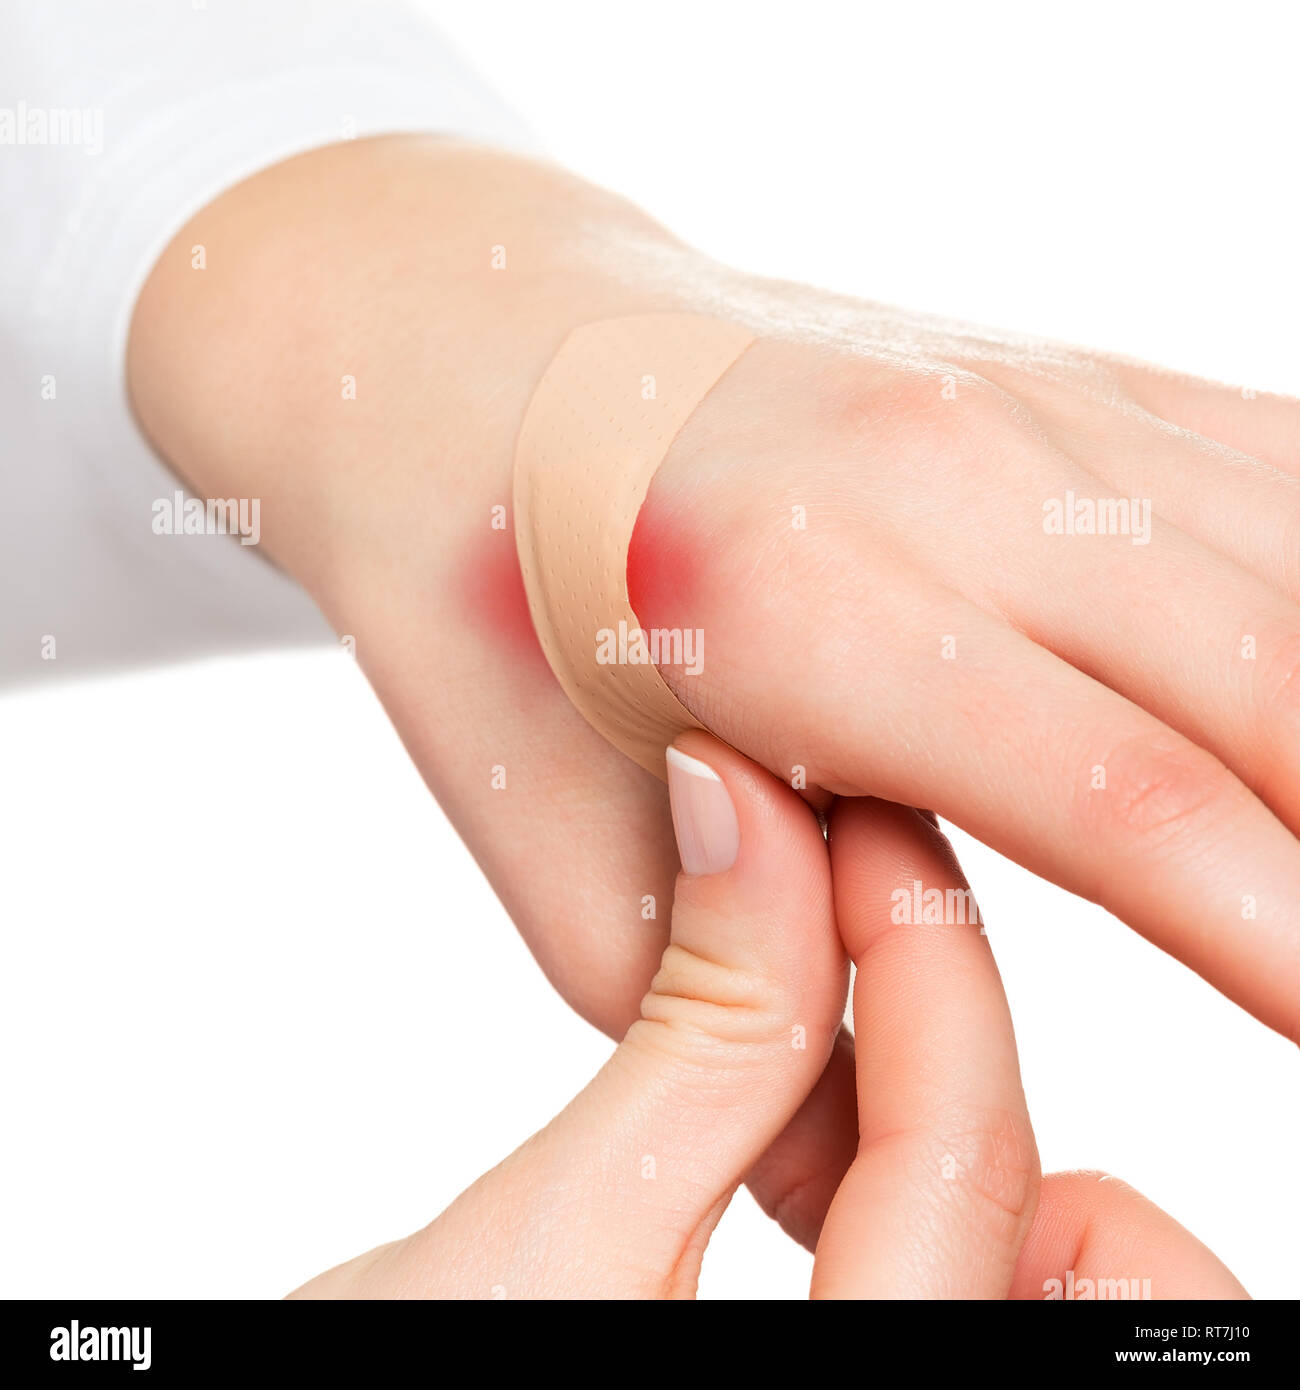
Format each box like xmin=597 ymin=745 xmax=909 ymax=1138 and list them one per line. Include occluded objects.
xmin=666 ymin=746 xmax=739 ymax=875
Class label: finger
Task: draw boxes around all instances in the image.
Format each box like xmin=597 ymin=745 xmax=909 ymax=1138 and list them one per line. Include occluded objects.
xmin=395 ymin=733 xmax=846 ymax=1299
xmin=1009 ymin=1171 xmax=1248 ymax=1301
xmin=1117 ymin=362 xmax=1300 ymax=478
xmin=937 ymin=472 xmax=1300 ymax=835
xmin=862 ymin=596 xmax=1300 ymax=1046
xmin=1025 ymin=399 xmax=1300 ymax=605
xmin=643 ymin=534 xmax=1300 ymax=1041
xmin=812 ymin=799 xmax=1039 ymax=1299
xmin=828 ymin=386 xmax=1300 ymax=840
xmin=745 ymin=812 xmax=970 ymax=1253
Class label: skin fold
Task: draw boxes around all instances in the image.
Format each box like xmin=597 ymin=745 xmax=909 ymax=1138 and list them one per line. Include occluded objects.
xmin=126 ymin=134 xmax=1299 ymax=1259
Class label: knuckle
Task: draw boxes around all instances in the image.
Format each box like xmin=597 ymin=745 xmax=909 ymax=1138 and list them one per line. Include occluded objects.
xmin=838 ymin=366 xmax=1015 ymax=456
xmin=1084 ymin=733 xmax=1236 ymax=853
xmin=834 ymin=365 xmax=1049 ymax=520
xmin=831 ymin=363 xmax=947 ymax=437
xmin=936 ymin=1105 xmax=1040 ymax=1232
xmin=872 ymin=1103 xmax=1039 ymax=1243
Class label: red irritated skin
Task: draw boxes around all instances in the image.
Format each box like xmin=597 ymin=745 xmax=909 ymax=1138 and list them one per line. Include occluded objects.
xmin=465 ymin=485 xmax=713 ymax=683
xmin=626 ymin=487 xmax=741 ymax=747
xmin=463 ymin=505 xmax=709 ymax=684
xmin=461 ymin=529 xmax=550 ymax=673
xmin=629 ymin=484 xmax=836 ymax=805
xmin=626 ymin=490 xmax=707 ymax=639
xmin=453 ymin=490 xmax=711 ymax=709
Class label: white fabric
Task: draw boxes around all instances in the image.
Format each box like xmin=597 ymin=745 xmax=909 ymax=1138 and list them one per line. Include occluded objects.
xmin=1 ymin=0 xmax=537 ymax=684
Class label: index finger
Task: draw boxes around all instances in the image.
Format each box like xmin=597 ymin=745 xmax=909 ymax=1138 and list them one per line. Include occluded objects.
xmin=811 ymin=798 xmax=1040 ymax=1299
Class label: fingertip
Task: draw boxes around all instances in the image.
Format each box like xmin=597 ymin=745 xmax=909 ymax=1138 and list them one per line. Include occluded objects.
xmin=668 ymin=731 xmax=829 ymax=885
xmin=661 ymin=731 xmax=842 ymax=1006
xmin=827 ymin=798 xmax=963 ymax=959
xmin=665 ymin=742 xmax=739 ymax=876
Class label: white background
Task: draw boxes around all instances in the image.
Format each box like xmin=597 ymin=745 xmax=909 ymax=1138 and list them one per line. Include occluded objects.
xmin=2 ymin=0 xmax=1297 ymax=1299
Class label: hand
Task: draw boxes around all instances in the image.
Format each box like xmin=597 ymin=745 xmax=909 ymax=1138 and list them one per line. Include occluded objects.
xmin=128 ymin=136 xmax=1300 ymax=1250
xmin=633 ymin=298 xmax=1300 ymax=1048
xmin=289 ymin=734 xmax=849 ymax=1297
xmin=819 ymin=792 xmax=1246 ymax=1299
xmin=290 ymin=736 xmax=1245 ymax=1299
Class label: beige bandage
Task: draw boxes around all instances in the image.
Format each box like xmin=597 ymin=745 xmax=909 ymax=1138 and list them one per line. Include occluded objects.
xmin=514 ymin=313 xmax=755 ymax=778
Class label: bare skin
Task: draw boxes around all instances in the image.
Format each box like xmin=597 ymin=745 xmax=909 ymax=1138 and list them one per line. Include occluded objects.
xmin=128 ymin=134 xmax=1300 ymax=1251
xmin=290 ymin=737 xmax=1246 ymax=1299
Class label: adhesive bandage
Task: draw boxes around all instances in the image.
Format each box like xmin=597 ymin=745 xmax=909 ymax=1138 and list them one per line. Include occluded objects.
xmin=514 ymin=313 xmax=755 ymax=777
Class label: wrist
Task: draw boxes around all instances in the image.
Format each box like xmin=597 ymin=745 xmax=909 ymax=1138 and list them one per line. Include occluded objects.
xmin=127 ymin=135 xmax=705 ymax=615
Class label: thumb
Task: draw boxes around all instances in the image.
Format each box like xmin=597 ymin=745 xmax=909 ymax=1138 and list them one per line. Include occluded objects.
xmin=293 ymin=735 xmax=847 ymax=1300
xmin=563 ymin=733 xmax=848 ymax=1295
xmin=423 ymin=734 xmax=846 ymax=1299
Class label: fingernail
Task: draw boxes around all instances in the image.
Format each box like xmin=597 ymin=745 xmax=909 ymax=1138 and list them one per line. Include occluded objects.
xmin=666 ymin=745 xmax=739 ymax=875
